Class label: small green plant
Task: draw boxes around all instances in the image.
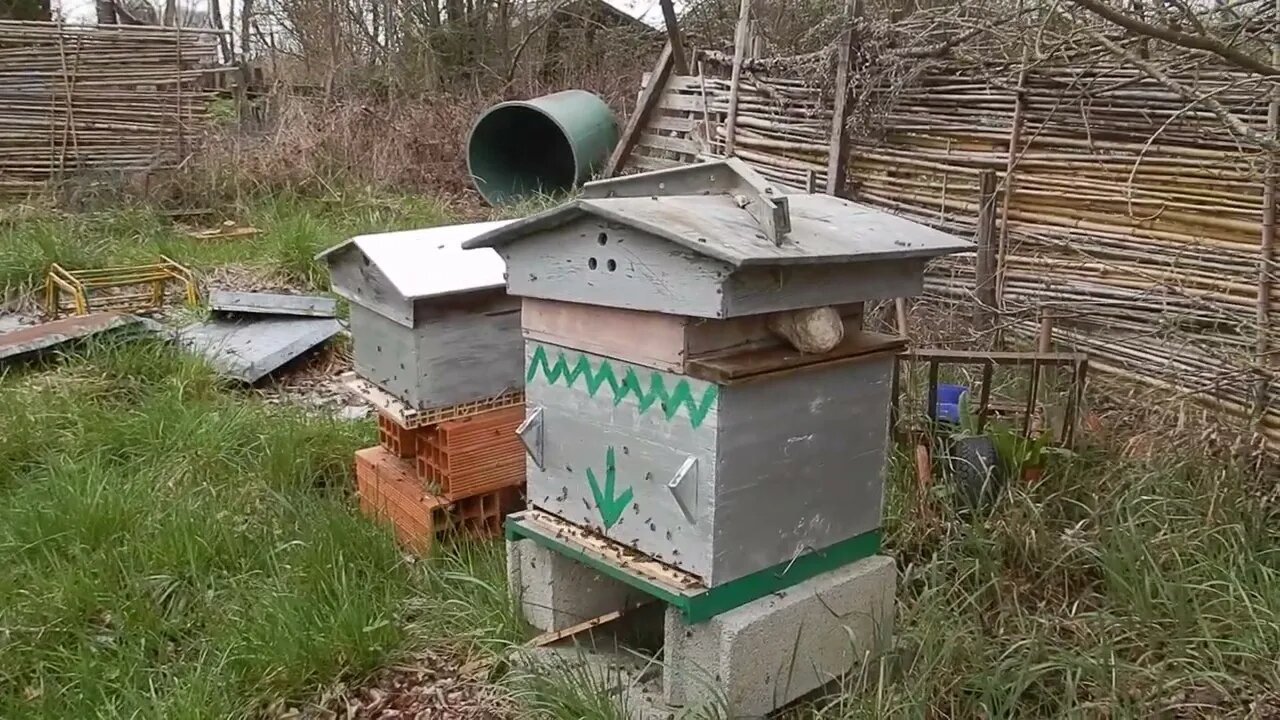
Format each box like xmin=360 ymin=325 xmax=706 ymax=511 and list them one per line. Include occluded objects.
xmin=950 ymin=393 xmax=1053 ymax=476
xmin=208 ymin=98 xmax=238 ymax=127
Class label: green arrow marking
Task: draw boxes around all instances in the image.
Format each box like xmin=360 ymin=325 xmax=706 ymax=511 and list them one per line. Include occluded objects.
xmin=585 ymin=446 xmax=633 ymax=530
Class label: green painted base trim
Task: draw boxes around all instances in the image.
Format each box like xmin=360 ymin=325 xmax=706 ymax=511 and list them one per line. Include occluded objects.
xmin=505 ymin=514 xmax=882 ymax=624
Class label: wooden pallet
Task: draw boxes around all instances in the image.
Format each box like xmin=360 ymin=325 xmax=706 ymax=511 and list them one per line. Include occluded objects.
xmin=416 ymin=405 xmax=525 ymax=501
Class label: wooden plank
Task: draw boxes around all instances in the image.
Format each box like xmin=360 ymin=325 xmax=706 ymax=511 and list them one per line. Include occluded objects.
xmin=520 ymin=509 xmax=703 ymax=591
xmin=638 ymin=131 xmax=701 ymax=156
xmin=901 ymin=348 xmax=1087 ymax=366
xmin=521 ymin=297 xmax=689 ymax=372
xmin=824 ymin=0 xmax=859 ymax=194
xmin=208 ymin=289 xmax=336 ymax=318
xmin=648 ymin=114 xmax=698 ymax=133
xmin=605 ymin=41 xmax=675 ymax=177
xmin=630 ymin=152 xmax=680 ymax=171
xmin=685 ymin=331 xmax=905 ymax=383
xmin=973 ymin=169 xmax=999 ymax=329
xmin=529 ymin=609 xmax=630 ymax=648
xmin=0 ymin=312 xmax=145 ymax=362
xmin=659 ymin=0 xmax=688 ymax=75
xmin=656 ymin=91 xmax=705 ymax=113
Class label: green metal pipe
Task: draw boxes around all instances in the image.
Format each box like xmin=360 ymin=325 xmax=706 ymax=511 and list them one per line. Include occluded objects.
xmin=466 ymin=90 xmax=619 ymax=206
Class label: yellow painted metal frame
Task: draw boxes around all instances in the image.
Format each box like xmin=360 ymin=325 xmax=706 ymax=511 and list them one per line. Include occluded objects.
xmin=44 ymin=256 xmax=199 ymax=318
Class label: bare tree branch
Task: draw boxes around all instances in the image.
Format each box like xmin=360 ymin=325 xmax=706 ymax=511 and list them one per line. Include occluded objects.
xmin=1085 ymin=25 xmax=1280 ymax=151
xmin=1065 ymin=0 xmax=1279 ymax=75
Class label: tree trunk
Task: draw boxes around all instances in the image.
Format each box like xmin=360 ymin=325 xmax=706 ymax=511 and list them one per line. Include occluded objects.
xmin=95 ymin=0 xmax=118 ymax=24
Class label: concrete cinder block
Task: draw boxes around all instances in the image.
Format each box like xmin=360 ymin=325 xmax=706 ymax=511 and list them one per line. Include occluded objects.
xmin=663 ymin=555 xmax=897 ymax=718
xmin=507 ymin=537 xmax=650 ymax=632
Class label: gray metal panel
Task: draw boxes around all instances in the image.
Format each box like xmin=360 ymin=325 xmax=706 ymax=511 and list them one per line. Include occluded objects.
xmin=208 ymin=290 xmax=337 ymax=318
xmin=327 ymin=245 xmax=415 ymax=327
xmin=499 ymin=218 xmax=732 ymax=319
xmin=524 ymin=341 xmax=719 ymax=579
xmin=414 ymin=295 xmax=524 ymax=408
xmin=176 ymin=316 xmax=341 ymax=384
xmin=711 ymin=354 xmax=894 ymax=586
xmin=722 ymin=259 xmax=925 ymax=317
xmin=350 ymin=304 xmax=423 ymax=406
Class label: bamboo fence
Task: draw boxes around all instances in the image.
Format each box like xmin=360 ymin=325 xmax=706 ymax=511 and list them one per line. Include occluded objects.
xmin=623 ymin=38 xmax=1280 ymax=439
xmin=0 ymin=20 xmax=231 ymax=196
xmin=631 ymin=59 xmax=832 ymax=189
xmin=849 ymin=57 xmax=1280 ymax=439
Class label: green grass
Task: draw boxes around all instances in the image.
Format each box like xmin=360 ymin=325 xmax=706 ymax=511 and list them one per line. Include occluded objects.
xmin=0 ymin=340 xmax=523 ymax=718
xmin=794 ymin=444 xmax=1280 ymax=718
xmin=0 ymin=190 xmax=455 ymax=295
xmin=3 ymin=200 xmax=1279 ymax=718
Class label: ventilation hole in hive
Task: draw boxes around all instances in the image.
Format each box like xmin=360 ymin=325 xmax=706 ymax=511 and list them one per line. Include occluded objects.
xmin=597 ymin=232 xmax=607 ymax=246
xmin=588 ymin=257 xmax=598 ymax=270
xmin=607 ymin=259 xmax=617 ymax=272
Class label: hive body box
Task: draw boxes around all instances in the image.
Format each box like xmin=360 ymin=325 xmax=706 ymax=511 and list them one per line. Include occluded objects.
xmin=467 ymin=160 xmax=971 ymax=590
xmin=524 ymin=338 xmax=894 ymax=586
xmin=320 ymin=220 xmax=524 ymax=411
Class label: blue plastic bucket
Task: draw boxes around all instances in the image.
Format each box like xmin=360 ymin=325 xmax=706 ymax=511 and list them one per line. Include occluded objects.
xmin=935 ymin=383 xmax=968 ymax=424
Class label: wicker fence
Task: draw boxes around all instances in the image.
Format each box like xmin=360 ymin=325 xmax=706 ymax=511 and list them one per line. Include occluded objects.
xmin=0 ymin=20 xmax=232 ymax=196
xmin=616 ymin=34 xmax=1278 ymax=439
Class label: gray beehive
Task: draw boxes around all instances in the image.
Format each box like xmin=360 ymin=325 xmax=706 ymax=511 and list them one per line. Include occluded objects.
xmin=320 ymin=220 xmax=523 ymax=412
xmin=467 ymin=160 xmax=970 ymax=588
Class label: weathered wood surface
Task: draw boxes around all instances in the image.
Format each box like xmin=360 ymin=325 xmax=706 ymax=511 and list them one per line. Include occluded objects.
xmin=208 ymin=290 xmax=337 ymax=318
xmin=580 ymin=193 xmax=970 ymax=268
xmin=513 ymin=509 xmax=704 ymax=592
xmin=350 ymin=293 xmax=523 ymax=410
xmin=605 ymin=41 xmax=675 ymax=178
xmin=524 ymin=340 xmax=719 ymax=580
xmin=724 ymin=260 xmax=925 ymax=316
xmin=686 ymin=302 xmax=863 ymax=358
xmin=415 ymin=294 xmax=523 ymax=409
xmin=175 ymin=316 xmax=340 ymax=384
xmin=687 ymin=331 xmax=903 ymax=383
xmin=521 ymin=297 xmax=689 ymax=372
xmin=712 ymin=354 xmax=894 ymax=585
xmin=328 ymin=246 xmax=415 ymax=327
xmin=499 ymin=217 xmax=731 ymax=319
xmin=0 ymin=312 xmax=146 ymax=362
xmin=522 ymin=298 xmax=867 ymax=372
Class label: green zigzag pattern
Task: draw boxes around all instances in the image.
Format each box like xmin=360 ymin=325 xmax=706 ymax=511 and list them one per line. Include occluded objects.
xmin=527 ymin=345 xmax=717 ymax=429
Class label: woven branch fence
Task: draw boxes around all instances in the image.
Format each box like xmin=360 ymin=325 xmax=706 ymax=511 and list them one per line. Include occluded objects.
xmin=0 ymin=20 xmax=232 ymax=196
xmin=621 ymin=33 xmax=1280 ymax=439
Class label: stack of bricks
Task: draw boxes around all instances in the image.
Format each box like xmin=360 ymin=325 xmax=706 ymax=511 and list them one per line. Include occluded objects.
xmin=355 ymin=403 xmax=526 ymax=552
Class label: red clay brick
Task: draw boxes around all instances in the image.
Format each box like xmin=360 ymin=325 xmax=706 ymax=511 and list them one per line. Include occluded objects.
xmin=414 ymin=405 xmax=525 ymax=501
xmin=355 ymin=446 xmax=450 ymax=553
xmin=377 ymin=412 xmax=420 ymax=459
